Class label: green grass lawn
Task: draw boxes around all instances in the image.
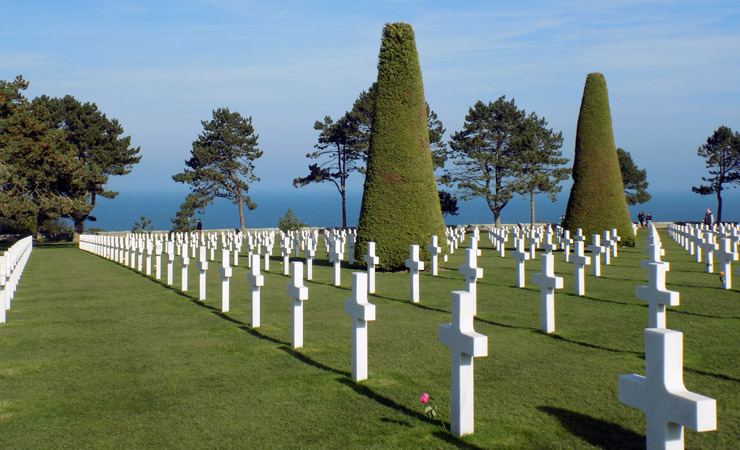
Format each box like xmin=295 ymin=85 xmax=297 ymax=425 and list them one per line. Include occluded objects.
xmin=0 ymin=231 xmax=737 ymax=449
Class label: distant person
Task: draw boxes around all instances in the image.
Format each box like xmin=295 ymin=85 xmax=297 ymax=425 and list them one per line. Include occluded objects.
xmin=703 ymin=209 xmax=714 ymax=227
xmin=637 ymin=211 xmax=645 ymax=228
xmin=196 ymin=219 xmax=203 ymax=235
xmin=645 ymin=213 xmax=652 ymax=227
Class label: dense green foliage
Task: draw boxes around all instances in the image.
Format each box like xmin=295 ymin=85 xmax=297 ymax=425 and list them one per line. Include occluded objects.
xmin=355 ymin=23 xmax=447 ymax=270
xmin=173 ymin=108 xmax=262 ymax=230
xmin=1 ymin=232 xmax=736 ymax=448
xmin=35 ymin=95 xmax=141 ymax=233
xmin=563 ymin=73 xmax=635 ymax=246
xmin=0 ymin=76 xmax=140 ymax=235
xmin=0 ymin=76 xmax=91 ymax=232
xmin=691 ymin=125 xmax=740 ymax=222
xmin=276 ymin=208 xmax=307 ymax=232
xmin=617 ymin=148 xmax=651 ymax=205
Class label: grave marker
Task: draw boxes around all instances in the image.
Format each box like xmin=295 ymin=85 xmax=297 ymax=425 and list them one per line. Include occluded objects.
xmin=532 ymin=252 xmax=564 ymax=333
xmin=287 ymin=261 xmax=309 ymax=349
xmin=438 ymin=290 xmax=488 ymax=437
xmin=619 ymin=328 xmax=717 ymax=450
xmin=344 ymin=273 xmax=376 ymax=381
xmin=363 ymin=242 xmax=379 ymax=294
xmin=405 ymin=245 xmax=424 ymax=303
xmin=247 ymin=253 xmax=264 ymax=328
xmin=459 ymin=248 xmax=483 ymax=315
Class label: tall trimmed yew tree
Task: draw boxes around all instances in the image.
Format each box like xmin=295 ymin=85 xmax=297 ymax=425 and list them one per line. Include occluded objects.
xmin=563 ymin=73 xmax=635 ymax=246
xmin=355 ymin=22 xmax=447 ymax=270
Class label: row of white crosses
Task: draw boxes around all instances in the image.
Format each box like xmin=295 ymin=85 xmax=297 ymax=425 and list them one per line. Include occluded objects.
xmin=619 ymin=225 xmax=717 ymax=450
xmin=668 ymin=223 xmax=739 ymax=289
xmin=0 ymin=236 xmax=34 ymax=328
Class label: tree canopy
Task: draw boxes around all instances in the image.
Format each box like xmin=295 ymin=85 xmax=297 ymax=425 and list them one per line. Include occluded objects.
xmin=616 ymin=147 xmax=651 ymax=205
xmin=34 ymin=94 xmax=141 ymax=233
xmin=0 ymin=76 xmax=92 ymax=235
xmin=172 ymin=108 xmax=262 ymax=230
xmin=691 ymin=125 xmax=740 ymax=222
xmin=511 ymin=112 xmax=568 ymax=225
xmin=446 ymin=96 xmax=525 ymax=226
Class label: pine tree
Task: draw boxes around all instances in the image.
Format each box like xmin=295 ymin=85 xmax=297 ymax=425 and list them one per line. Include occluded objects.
xmin=563 ymin=73 xmax=635 ymax=246
xmin=355 ymin=23 xmax=447 ymax=270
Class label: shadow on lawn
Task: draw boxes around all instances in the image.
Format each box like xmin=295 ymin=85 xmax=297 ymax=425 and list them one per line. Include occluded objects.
xmin=336 ymin=378 xmax=484 ymax=450
xmin=543 ymin=334 xmax=643 ymax=356
xmin=278 ymin=346 xmax=350 ymax=377
xmin=538 ymin=406 xmax=643 ymax=450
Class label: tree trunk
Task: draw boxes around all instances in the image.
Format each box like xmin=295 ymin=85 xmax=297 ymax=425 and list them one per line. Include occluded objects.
xmin=238 ymin=193 xmax=245 ymax=230
xmin=716 ymin=189 xmax=723 ymax=224
xmin=530 ymin=190 xmax=535 ymax=226
xmin=74 ymin=219 xmax=85 ymax=234
xmin=341 ymin=190 xmax=347 ymax=229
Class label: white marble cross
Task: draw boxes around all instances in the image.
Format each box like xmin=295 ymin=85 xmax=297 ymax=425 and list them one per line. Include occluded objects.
xmin=344 ymin=272 xmax=376 ymax=382
xmin=304 ymin=235 xmax=317 ymax=281
xmin=180 ymin=243 xmax=189 ymax=292
xmin=541 ymin=229 xmax=558 ymax=255
xmin=198 ymin=246 xmax=209 ymax=301
xmin=438 ymin=290 xmax=488 ymax=437
xmin=287 ymin=261 xmax=309 ymax=349
xmin=428 ymin=235 xmax=441 ymax=276
xmin=512 ymin=238 xmax=530 ymax=288
xmin=586 ymin=234 xmax=605 ymax=277
xmin=715 ymin=237 xmax=737 ymax=290
xmin=247 ymin=253 xmax=264 ymax=328
xmin=469 ymin=234 xmax=481 ymax=257
xmin=154 ymin=240 xmax=163 ymax=280
xmin=610 ymin=228 xmax=621 ymax=258
xmin=532 ymin=252 xmax=564 ymax=333
xmin=561 ymin=229 xmax=573 ymax=262
xmin=602 ymin=230 xmax=613 ymax=265
xmin=145 ymin=239 xmax=153 ymax=276
xmin=219 ymin=249 xmax=232 ymax=312
xmin=636 ymin=252 xmax=679 ymax=329
xmin=281 ymin=236 xmax=293 ymax=276
xmin=570 ymin=237 xmax=591 ymax=296
xmin=619 ymin=328 xmax=717 ymax=450
xmin=363 ymin=242 xmax=379 ymax=294
xmin=166 ymin=241 xmax=175 ymax=286
xmin=405 ymin=245 xmax=424 ymax=303
xmin=459 ymin=248 xmax=483 ymax=315
xmin=698 ymin=232 xmax=718 ymax=273
xmin=330 ymin=238 xmax=344 ymax=287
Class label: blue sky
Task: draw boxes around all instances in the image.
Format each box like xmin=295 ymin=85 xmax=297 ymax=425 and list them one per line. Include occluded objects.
xmin=2 ymin=0 xmax=739 ymax=202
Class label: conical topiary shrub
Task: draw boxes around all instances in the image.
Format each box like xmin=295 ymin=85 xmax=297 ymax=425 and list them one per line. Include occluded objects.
xmin=354 ymin=22 xmax=447 ymax=270
xmin=563 ymin=73 xmax=635 ymax=246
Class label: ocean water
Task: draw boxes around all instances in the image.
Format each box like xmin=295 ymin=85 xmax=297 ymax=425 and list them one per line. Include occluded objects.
xmin=89 ymin=188 xmax=739 ymax=232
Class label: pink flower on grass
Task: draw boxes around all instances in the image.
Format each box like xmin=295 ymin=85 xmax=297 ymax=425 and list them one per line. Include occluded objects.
xmin=419 ymin=392 xmax=446 ymax=431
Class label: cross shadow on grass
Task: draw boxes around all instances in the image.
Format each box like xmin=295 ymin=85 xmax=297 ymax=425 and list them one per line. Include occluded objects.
xmin=239 ymin=326 xmax=289 ymax=346
xmin=278 ymin=346 xmax=350 ymax=377
xmin=335 ymin=378 xmax=483 ymax=450
xmin=543 ymin=333 xmax=643 ymax=356
xmin=685 ymin=366 xmax=740 ymax=383
xmin=537 ymin=406 xmax=643 ymax=450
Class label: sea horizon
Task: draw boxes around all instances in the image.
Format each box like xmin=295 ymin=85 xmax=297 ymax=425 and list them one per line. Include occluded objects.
xmin=87 ymin=187 xmax=740 ymax=232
